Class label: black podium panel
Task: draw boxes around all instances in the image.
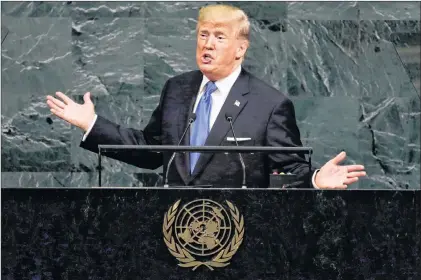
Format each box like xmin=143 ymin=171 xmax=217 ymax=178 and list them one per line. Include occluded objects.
xmin=2 ymin=188 xmax=420 ymax=279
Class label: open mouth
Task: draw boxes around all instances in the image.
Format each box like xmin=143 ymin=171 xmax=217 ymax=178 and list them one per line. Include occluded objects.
xmin=202 ymin=53 xmax=213 ymax=63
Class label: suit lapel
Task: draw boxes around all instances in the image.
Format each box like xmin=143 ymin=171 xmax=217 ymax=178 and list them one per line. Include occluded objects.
xmin=189 ymin=69 xmax=250 ymax=183
xmin=174 ymin=71 xmax=203 ymax=185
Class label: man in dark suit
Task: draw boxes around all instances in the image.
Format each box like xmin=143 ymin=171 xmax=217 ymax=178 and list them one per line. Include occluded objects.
xmin=46 ymin=4 xmax=366 ymax=188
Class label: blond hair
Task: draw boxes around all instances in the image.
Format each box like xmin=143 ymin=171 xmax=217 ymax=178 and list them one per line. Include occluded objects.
xmin=197 ymin=4 xmax=250 ymax=40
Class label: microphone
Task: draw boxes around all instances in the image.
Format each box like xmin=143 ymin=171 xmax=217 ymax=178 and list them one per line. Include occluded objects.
xmin=225 ymin=113 xmax=247 ymax=189
xmin=164 ymin=113 xmax=196 ymax=187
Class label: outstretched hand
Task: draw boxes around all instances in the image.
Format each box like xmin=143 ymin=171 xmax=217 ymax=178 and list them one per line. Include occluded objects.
xmin=46 ymin=92 xmax=96 ymax=131
xmin=315 ymin=151 xmax=366 ymax=189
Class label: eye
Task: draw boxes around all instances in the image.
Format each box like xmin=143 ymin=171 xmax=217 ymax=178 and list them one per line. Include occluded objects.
xmin=217 ymin=36 xmax=225 ymax=40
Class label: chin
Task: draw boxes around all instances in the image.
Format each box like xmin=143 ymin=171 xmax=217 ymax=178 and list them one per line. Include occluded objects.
xmin=198 ymin=64 xmax=215 ymax=76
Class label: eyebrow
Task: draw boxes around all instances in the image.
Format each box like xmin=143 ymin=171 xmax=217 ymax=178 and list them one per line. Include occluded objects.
xmin=199 ymin=29 xmax=228 ymax=37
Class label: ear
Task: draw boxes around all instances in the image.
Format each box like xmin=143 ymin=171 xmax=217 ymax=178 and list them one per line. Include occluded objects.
xmin=235 ymin=39 xmax=249 ymax=59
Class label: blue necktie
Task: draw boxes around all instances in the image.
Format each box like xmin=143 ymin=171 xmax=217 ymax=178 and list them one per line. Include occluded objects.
xmin=190 ymin=81 xmax=218 ymax=173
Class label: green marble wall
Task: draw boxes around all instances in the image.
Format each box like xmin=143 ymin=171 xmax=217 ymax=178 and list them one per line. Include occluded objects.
xmin=1 ymin=1 xmax=420 ymax=189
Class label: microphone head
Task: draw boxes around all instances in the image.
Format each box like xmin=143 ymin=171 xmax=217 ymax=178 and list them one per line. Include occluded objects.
xmin=225 ymin=113 xmax=233 ymax=121
xmin=190 ymin=113 xmax=197 ymax=121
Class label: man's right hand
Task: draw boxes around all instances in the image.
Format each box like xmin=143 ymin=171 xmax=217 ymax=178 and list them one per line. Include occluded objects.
xmin=46 ymin=92 xmax=96 ymax=132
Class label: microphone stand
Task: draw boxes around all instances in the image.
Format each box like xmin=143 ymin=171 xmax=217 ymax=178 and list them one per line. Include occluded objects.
xmin=226 ymin=114 xmax=247 ymax=189
xmin=164 ymin=114 xmax=196 ymax=188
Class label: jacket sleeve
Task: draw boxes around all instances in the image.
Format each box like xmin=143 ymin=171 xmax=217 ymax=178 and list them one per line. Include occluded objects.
xmin=79 ymin=80 xmax=171 ymax=170
xmin=265 ymin=98 xmax=317 ymax=187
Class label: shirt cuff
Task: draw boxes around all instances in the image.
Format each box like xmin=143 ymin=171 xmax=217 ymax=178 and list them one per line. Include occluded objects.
xmin=312 ymin=169 xmax=321 ymax=189
xmin=81 ymin=114 xmax=98 ymax=142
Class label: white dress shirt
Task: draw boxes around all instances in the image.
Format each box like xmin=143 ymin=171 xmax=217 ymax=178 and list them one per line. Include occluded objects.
xmin=82 ymin=65 xmax=320 ymax=188
xmin=192 ymin=65 xmax=242 ymax=129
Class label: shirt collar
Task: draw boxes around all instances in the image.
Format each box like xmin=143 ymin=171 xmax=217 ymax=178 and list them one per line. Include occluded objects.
xmin=199 ymin=65 xmax=242 ymax=95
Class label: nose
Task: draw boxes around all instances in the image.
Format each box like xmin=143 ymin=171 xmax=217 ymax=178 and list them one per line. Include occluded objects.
xmin=204 ymin=36 xmax=215 ymax=49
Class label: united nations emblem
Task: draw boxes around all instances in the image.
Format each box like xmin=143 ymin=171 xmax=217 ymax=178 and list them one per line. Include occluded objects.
xmin=163 ymin=199 xmax=244 ymax=270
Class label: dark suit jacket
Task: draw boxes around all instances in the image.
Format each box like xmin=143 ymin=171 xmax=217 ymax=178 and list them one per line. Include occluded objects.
xmin=80 ymin=68 xmax=315 ymax=188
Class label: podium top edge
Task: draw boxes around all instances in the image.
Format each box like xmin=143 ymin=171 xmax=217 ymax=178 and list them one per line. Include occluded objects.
xmin=1 ymin=187 xmax=419 ymax=192
xmin=97 ymin=145 xmax=313 ymax=153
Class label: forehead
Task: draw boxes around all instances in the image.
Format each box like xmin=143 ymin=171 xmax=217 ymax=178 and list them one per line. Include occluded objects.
xmin=197 ymin=21 xmax=237 ymax=33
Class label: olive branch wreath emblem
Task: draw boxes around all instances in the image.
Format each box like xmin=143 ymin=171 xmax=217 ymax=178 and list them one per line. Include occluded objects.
xmin=162 ymin=199 xmax=244 ymax=271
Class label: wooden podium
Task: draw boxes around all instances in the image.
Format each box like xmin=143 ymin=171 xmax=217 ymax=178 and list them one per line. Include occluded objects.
xmin=2 ymin=187 xmax=419 ymax=279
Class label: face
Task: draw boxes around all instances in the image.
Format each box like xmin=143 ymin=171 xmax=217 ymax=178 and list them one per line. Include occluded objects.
xmin=196 ymin=20 xmax=248 ymax=81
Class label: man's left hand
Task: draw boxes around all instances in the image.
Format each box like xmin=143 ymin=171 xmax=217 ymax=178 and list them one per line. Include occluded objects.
xmin=315 ymin=151 xmax=366 ymax=189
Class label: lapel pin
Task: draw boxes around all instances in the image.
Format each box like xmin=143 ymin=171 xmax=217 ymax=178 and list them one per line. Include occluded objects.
xmin=234 ymin=100 xmax=240 ymax=107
